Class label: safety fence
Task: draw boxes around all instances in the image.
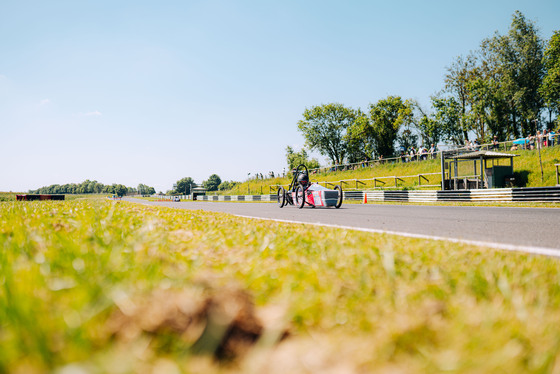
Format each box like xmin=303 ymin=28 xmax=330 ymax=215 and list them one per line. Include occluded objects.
xmin=268 ymin=172 xmax=442 ymax=194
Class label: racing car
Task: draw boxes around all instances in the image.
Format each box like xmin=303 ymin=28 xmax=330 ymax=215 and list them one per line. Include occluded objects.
xmin=277 ymin=164 xmax=343 ymax=209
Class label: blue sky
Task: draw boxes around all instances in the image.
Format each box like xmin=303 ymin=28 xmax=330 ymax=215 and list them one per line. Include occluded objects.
xmin=1 ymin=1 xmax=559 ymax=193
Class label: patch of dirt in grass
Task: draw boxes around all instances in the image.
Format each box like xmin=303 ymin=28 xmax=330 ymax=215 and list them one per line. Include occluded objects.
xmin=106 ymin=283 xmax=287 ymax=361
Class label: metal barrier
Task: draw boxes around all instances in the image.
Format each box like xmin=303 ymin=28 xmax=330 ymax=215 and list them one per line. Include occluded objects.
xmin=192 ymin=186 xmax=560 ymax=203
xmin=270 ymin=172 xmax=441 ymax=193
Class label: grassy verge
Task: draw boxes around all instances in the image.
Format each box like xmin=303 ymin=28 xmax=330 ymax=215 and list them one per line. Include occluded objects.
xmin=225 ymin=146 xmax=560 ymax=195
xmin=2 ymin=199 xmax=560 ymax=373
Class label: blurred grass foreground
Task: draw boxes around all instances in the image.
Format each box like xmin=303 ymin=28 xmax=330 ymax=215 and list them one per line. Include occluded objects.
xmin=2 ymin=199 xmax=560 ymax=373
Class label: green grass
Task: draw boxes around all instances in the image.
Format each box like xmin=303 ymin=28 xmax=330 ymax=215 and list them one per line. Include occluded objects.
xmin=225 ymin=146 xmax=560 ymax=195
xmin=2 ymin=199 xmax=560 ymax=373
xmin=0 ymin=192 xmax=20 ymax=202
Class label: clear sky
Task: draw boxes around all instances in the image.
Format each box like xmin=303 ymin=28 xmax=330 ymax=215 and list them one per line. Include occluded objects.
xmin=1 ymin=1 xmax=559 ymax=193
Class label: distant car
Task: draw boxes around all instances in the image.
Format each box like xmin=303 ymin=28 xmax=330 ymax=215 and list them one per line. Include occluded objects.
xmin=278 ymin=164 xmax=343 ymax=209
xmin=173 ymin=196 xmax=180 ymax=202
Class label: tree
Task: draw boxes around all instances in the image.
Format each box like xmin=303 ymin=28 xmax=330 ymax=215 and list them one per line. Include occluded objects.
xmin=345 ymin=97 xmax=412 ymax=159
xmin=114 ymin=184 xmax=127 ymax=197
xmin=203 ymin=174 xmax=222 ymax=192
xmin=297 ymin=103 xmax=358 ymax=165
xmin=444 ymin=53 xmax=478 ymax=141
xmin=541 ymin=30 xmax=560 ymax=128
xmin=137 ymin=184 xmax=147 ymax=195
xmin=368 ymin=96 xmax=412 ymax=157
xmin=285 ymin=146 xmax=320 ymax=170
xmin=175 ymin=177 xmax=194 ymax=195
xmin=483 ymin=11 xmax=545 ymax=136
xmin=411 ymin=102 xmax=441 ymax=147
xmin=344 ymin=110 xmax=372 ymax=162
xmin=431 ymin=95 xmax=463 ymax=145
xmin=218 ymin=181 xmax=240 ymax=191
xmin=137 ymin=183 xmax=155 ymax=196
xmin=396 ymin=128 xmax=418 ymax=153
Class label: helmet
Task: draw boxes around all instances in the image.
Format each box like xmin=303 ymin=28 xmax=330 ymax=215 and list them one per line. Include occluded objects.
xmin=297 ymin=172 xmax=309 ymax=186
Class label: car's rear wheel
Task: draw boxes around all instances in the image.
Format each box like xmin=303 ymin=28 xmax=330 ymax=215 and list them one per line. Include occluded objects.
xmin=295 ymin=186 xmax=305 ymax=209
xmin=334 ymin=185 xmax=343 ymax=208
xmin=277 ymin=187 xmax=286 ymax=208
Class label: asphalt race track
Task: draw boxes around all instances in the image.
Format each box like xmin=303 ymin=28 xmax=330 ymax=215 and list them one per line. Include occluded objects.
xmin=125 ymin=198 xmax=560 ymax=256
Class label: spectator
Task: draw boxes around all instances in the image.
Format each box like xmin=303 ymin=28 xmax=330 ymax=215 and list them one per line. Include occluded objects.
xmin=474 ymin=139 xmax=481 ymax=150
xmin=428 ymin=144 xmax=436 ymax=159
xmin=409 ymin=146 xmax=416 ymax=161
xmin=492 ymin=136 xmax=499 ymax=150
xmin=510 ymin=143 xmax=518 ymax=151
xmin=543 ymin=129 xmax=548 ymax=147
xmin=529 ymin=135 xmax=535 ymax=150
xmin=536 ymin=131 xmax=543 ymax=149
xmin=549 ymin=129 xmax=556 ymax=147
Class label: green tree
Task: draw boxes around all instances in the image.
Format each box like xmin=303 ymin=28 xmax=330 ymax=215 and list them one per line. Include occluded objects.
xmin=218 ymin=181 xmax=239 ymax=191
xmin=114 ymin=184 xmax=127 ymax=197
xmin=396 ymin=129 xmax=418 ymax=153
xmin=484 ymin=11 xmax=545 ymax=136
xmin=344 ymin=110 xmax=372 ymax=162
xmin=412 ymin=103 xmax=441 ymax=147
xmin=541 ymin=30 xmax=560 ymax=128
xmin=297 ymin=103 xmax=358 ymax=164
xmin=175 ymin=177 xmax=194 ymax=195
xmin=369 ymin=96 xmax=412 ymax=157
xmin=444 ymin=53 xmax=478 ymax=141
xmin=203 ymin=174 xmax=222 ymax=192
xmin=137 ymin=183 xmax=155 ymax=195
xmin=431 ymin=96 xmax=464 ymax=145
xmin=285 ymin=146 xmax=320 ymax=170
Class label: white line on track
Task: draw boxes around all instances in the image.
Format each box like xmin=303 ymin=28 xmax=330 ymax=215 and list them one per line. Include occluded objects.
xmin=234 ymin=214 xmax=560 ymax=258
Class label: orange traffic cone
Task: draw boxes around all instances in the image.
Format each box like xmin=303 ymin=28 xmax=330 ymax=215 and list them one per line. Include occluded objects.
xmin=363 ymin=192 xmax=368 ymax=204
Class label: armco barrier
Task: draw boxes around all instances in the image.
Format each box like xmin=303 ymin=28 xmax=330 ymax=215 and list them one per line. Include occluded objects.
xmin=194 ymin=186 xmax=560 ymax=203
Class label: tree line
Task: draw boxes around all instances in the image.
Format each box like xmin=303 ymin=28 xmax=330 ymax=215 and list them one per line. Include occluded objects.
xmin=170 ymin=174 xmax=239 ymax=195
xmin=29 ymin=180 xmax=155 ymax=197
xmin=295 ymin=11 xmax=560 ymax=166
xmin=30 ymin=174 xmax=242 ymax=197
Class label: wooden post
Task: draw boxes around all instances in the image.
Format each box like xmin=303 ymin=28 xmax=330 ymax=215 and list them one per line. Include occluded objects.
xmin=440 ymin=151 xmax=446 ymax=191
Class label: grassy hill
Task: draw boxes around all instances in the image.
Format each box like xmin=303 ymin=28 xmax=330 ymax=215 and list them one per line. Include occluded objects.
xmin=224 ymin=146 xmax=560 ymax=195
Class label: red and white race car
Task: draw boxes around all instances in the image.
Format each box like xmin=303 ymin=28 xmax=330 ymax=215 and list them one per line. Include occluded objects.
xmin=277 ymin=164 xmax=343 ymax=209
